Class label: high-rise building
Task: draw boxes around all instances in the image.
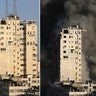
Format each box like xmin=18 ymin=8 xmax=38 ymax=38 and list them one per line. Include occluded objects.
xmin=0 ymin=14 xmax=39 ymax=80
xmin=60 ymin=25 xmax=85 ymax=82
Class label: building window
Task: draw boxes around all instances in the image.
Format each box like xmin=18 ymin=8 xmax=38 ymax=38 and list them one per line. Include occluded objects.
xmin=33 ymin=48 xmax=35 ymax=51
xmin=32 ymin=80 xmax=36 ymax=83
xmin=21 ymin=43 xmax=25 ymax=45
xmin=32 ymin=26 xmax=35 ymax=30
xmin=33 ymin=42 xmax=35 ymax=45
xmin=28 ymin=83 xmax=31 ymax=86
xmin=63 ymin=56 xmax=68 ymax=58
xmin=75 ymin=46 xmax=78 ymax=49
xmin=33 ymin=59 xmax=36 ymax=61
xmin=64 ymin=36 xmax=66 ymax=38
xmin=33 ymin=21 xmax=36 ymax=24
xmin=27 ymin=42 xmax=29 ymax=45
xmin=79 ymin=79 xmax=81 ymax=81
xmin=0 ymin=32 xmax=4 ymax=34
xmin=17 ymin=57 xmax=19 ymax=59
xmin=75 ymin=31 xmax=77 ymax=34
xmin=69 ymin=36 xmax=73 ymax=38
xmin=71 ymin=46 xmax=73 ymax=48
xmin=89 ymin=89 xmax=91 ymax=92
xmin=21 ymin=64 xmax=26 ymax=66
xmin=33 ymin=64 xmax=36 ymax=66
xmin=75 ymin=41 xmax=77 ymax=44
xmin=17 ymin=73 xmax=19 ymax=75
xmin=33 ymin=69 xmax=36 ymax=71
xmin=1 ymin=48 xmax=6 ymax=51
xmin=63 ymin=51 xmax=66 ymax=53
xmin=30 ymin=42 xmax=32 ymax=45
xmin=17 ymin=29 xmax=19 ymax=31
xmin=63 ymin=40 xmax=66 ymax=43
xmin=63 ymin=45 xmax=66 ymax=48
xmin=0 ymin=42 xmax=4 ymax=45
xmin=28 ymin=78 xmax=31 ymax=81
xmin=20 ymin=53 xmax=24 ymax=56
xmin=33 ymin=54 xmax=36 ymax=57
xmin=17 ymin=68 xmax=19 ymax=70
xmin=64 ymin=30 xmax=69 ymax=34
xmin=71 ymin=49 xmax=74 ymax=53
xmin=9 ymin=89 xmax=14 ymax=92
xmin=0 ymin=37 xmax=4 ymax=40
xmin=1 ymin=26 xmax=4 ymax=29
xmin=20 ymin=27 xmax=23 ymax=30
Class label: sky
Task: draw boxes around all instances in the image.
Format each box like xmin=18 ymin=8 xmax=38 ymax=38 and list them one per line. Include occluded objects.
xmin=0 ymin=0 xmax=40 ymax=20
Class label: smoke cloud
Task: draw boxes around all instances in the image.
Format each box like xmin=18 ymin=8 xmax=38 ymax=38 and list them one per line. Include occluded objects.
xmin=41 ymin=0 xmax=96 ymax=95
xmin=41 ymin=0 xmax=51 ymax=7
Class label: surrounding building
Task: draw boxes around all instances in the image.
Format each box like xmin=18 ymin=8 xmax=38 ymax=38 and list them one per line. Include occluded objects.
xmin=0 ymin=14 xmax=38 ymax=78
xmin=47 ymin=81 xmax=96 ymax=96
xmin=0 ymin=14 xmax=40 ymax=96
xmin=60 ymin=25 xmax=86 ymax=82
xmin=0 ymin=76 xmax=39 ymax=96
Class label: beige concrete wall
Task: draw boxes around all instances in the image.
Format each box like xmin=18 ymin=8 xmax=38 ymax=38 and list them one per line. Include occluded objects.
xmin=60 ymin=26 xmax=83 ymax=82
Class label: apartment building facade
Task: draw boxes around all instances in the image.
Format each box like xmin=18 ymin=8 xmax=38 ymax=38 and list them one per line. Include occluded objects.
xmin=60 ymin=25 xmax=85 ymax=82
xmin=0 ymin=14 xmax=38 ymax=80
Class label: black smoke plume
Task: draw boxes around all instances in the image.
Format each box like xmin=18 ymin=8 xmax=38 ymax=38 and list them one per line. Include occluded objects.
xmin=41 ymin=0 xmax=96 ymax=96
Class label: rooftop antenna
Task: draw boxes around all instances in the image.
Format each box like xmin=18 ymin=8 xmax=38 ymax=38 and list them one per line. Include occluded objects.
xmin=14 ymin=0 xmax=17 ymax=15
xmin=6 ymin=0 xmax=8 ymax=17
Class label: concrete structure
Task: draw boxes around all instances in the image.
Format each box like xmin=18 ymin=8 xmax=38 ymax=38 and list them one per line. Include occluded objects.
xmin=0 ymin=74 xmax=40 ymax=96
xmin=1 ymin=86 xmax=28 ymax=96
xmin=0 ymin=14 xmax=40 ymax=92
xmin=0 ymin=14 xmax=38 ymax=77
xmin=60 ymin=25 xmax=85 ymax=82
xmin=47 ymin=81 xmax=96 ymax=96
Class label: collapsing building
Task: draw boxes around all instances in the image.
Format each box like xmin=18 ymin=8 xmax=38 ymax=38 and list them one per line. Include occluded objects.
xmin=60 ymin=25 xmax=85 ymax=83
xmin=47 ymin=25 xmax=96 ymax=96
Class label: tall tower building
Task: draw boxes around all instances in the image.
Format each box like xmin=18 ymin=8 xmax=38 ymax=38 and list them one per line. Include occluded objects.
xmin=60 ymin=25 xmax=85 ymax=83
xmin=0 ymin=14 xmax=39 ymax=79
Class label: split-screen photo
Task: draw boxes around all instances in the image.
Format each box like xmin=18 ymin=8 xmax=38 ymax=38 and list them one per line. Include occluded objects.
xmin=0 ymin=0 xmax=96 ymax=96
